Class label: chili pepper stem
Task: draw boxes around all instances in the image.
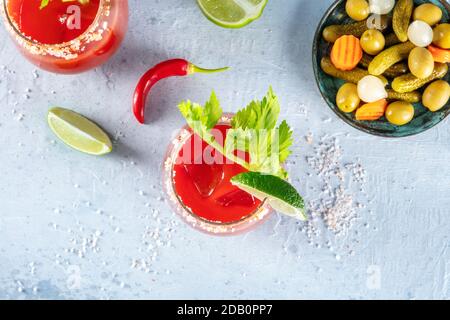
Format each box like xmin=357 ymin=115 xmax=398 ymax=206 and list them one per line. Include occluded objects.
xmin=188 ymin=64 xmax=230 ymax=75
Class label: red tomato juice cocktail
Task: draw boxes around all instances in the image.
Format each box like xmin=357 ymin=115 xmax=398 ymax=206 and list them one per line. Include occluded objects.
xmin=2 ymin=0 xmax=128 ymax=73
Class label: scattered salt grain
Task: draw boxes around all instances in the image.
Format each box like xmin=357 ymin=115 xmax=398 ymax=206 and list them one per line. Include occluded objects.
xmin=305 ymin=132 xmax=314 ymax=144
xmin=131 ymin=212 xmax=177 ymax=274
xmin=305 ymin=136 xmax=366 ymax=236
xmin=29 ymin=262 xmax=36 ymax=275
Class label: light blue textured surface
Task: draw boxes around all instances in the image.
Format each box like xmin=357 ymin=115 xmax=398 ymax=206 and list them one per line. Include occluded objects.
xmin=0 ymin=0 xmax=449 ymax=300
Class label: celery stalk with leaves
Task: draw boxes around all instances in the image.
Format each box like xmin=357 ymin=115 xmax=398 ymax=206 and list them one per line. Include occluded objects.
xmin=178 ymin=88 xmax=306 ymax=220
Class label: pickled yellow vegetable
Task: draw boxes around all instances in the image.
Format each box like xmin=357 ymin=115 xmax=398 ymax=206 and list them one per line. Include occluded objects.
xmin=369 ymin=41 xmax=415 ymax=76
xmin=323 ymin=16 xmax=388 ymax=43
xmin=385 ymin=101 xmax=415 ymax=126
xmin=408 ymin=47 xmax=435 ymax=79
xmin=360 ymin=54 xmax=407 ymax=78
xmin=387 ymin=90 xmax=421 ymax=103
xmin=433 ymin=24 xmax=450 ymax=49
xmin=336 ymin=83 xmax=361 ymax=113
xmin=346 ymin=0 xmax=370 ymax=21
xmin=385 ymin=33 xmax=401 ymax=47
xmin=323 ymin=21 xmax=368 ymax=43
xmin=360 ymin=29 xmax=385 ymax=55
xmin=393 ymin=0 xmax=414 ymax=42
xmin=422 ymin=80 xmax=450 ymax=112
xmin=392 ymin=63 xmax=448 ymax=93
xmin=413 ymin=4 xmax=443 ymax=26
xmin=321 ymin=57 xmax=388 ymax=85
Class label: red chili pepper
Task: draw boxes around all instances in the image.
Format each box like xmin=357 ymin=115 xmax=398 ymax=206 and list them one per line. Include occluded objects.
xmin=133 ymin=59 xmax=228 ymax=124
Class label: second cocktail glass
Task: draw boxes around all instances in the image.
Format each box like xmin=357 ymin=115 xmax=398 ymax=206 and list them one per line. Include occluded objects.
xmin=1 ymin=0 xmax=128 ymax=74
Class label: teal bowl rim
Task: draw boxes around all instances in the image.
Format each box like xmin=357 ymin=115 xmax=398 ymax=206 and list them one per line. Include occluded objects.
xmin=312 ymin=0 xmax=450 ymax=138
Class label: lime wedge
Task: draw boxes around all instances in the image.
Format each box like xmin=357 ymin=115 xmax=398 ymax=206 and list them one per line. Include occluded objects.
xmin=48 ymin=107 xmax=112 ymax=156
xmin=231 ymin=172 xmax=307 ymax=220
xmin=197 ymin=0 xmax=268 ymax=28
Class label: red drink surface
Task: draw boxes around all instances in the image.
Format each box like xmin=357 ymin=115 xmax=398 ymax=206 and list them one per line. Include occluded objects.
xmin=4 ymin=0 xmax=128 ymax=73
xmin=173 ymin=125 xmax=261 ymax=224
xmin=7 ymin=0 xmax=100 ymax=44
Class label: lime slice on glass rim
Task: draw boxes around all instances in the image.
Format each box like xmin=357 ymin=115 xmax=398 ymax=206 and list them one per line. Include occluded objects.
xmin=196 ymin=0 xmax=268 ymax=28
xmin=48 ymin=107 xmax=112 ymax=156
xmin=231 ymin=171 xmax=307 ymax=220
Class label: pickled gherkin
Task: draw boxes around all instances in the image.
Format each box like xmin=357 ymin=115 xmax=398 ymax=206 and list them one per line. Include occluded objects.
xmin=360 ymin=54 xmax=408 ymax=78
xmin=321 ymin=57 xmax=388 ymax=85
xmin=322 ymin=16 xmax=389 ymax=43
xmin=323 ymin=20 xmax=368 ymax=43
xmin=393 ymin=0 xmax=414 ymax=42
xmin=369 ymin=42 xmax=415 ymax=76
xmin=385 ymin=33 xmax=401 ymax=47
xmin=387 ymin=90 xmax=421 ymax=103
xmin=392 ymin=63 xmax=448 ymax=93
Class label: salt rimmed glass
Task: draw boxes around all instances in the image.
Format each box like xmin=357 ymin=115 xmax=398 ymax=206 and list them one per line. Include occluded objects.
xmin=162 ymin=114 xmax=273 ymax=236
xmin=1 ymin=0 xmax=128 ymax=74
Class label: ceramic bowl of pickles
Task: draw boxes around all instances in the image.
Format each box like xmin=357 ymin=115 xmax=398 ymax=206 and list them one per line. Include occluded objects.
xmin=313 ymin=0 xmax=450 ymax=137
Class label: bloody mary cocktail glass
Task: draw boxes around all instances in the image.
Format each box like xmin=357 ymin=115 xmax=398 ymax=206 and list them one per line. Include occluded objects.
xmin=163 ymin=114 xmax=273 ymax=236
xmin=1 ymin=0 xmax=128 ymax=74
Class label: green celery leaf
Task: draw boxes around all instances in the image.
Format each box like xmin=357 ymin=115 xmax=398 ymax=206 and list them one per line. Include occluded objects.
xmin=277 ymin=120 xmax=293 ymax=164
xmin=224 ymin=89 xmax=293 ymax=179
xmin=40 ymin=0 xmax=50 ymax=9
xmin=41 ymin=0 xmax=90 ymax=10
xmin=178 ymin=88 xmax=294 ymax=179
xmin=231 ymin=87 xmax=280 ymax=130
xmin=178 ymin=92 xmax=222 ymax=146
xmin=201 ymin=92 xmax=222 ymax=131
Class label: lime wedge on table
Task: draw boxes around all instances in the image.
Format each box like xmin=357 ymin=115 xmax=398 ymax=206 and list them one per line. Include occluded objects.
xmin=231 ymin=172 xmax=307 ymax=220
xmin=48 ymin=107 xmax=112 ymax=156
xmin=197 ymin=0 xmax=268 ymax=28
